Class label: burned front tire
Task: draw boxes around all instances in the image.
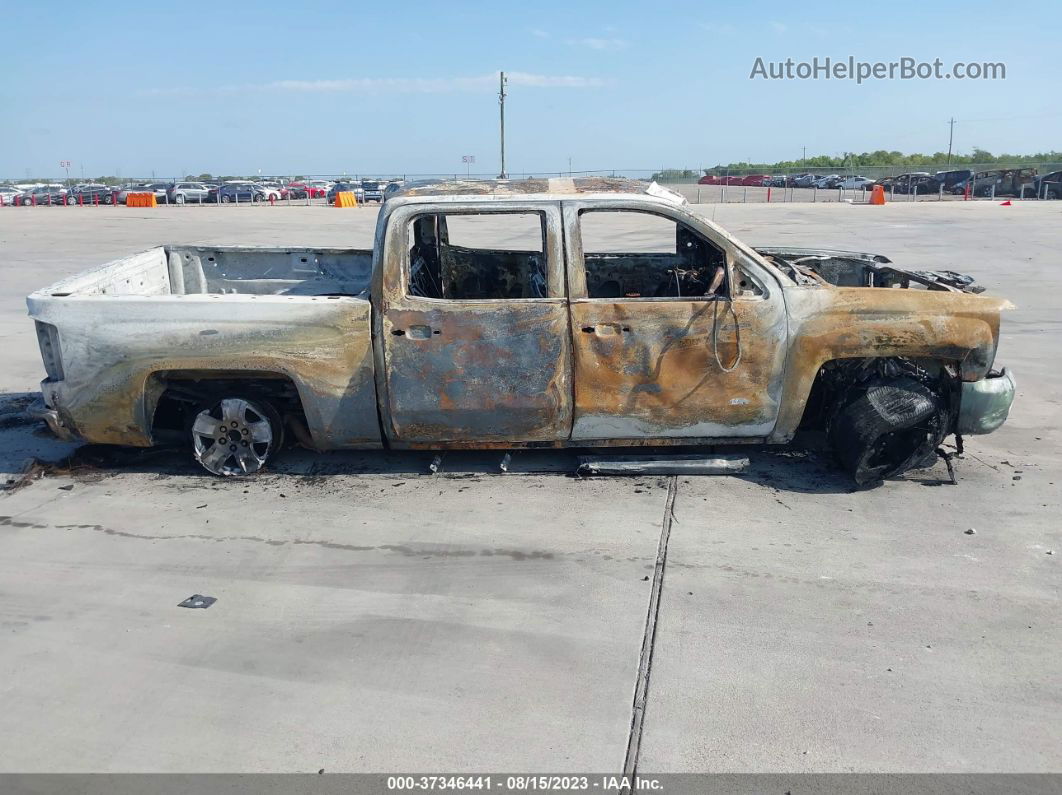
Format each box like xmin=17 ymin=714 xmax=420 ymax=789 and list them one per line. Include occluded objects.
xmin=829 ymin=376 xmax=948 ymax=486
xmin=190 ymin=396 xmax=284 ymax=476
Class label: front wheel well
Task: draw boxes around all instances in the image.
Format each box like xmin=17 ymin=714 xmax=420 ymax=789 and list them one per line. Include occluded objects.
xmin=798 ymin=356 xmax=959 ymax=431
xmin=149 ymin=370 xmax=309 ymax=445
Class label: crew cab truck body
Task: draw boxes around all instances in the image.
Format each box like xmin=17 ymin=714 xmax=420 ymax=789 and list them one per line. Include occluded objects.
xmin=28 ymin=178 xmax=1015 ymax=483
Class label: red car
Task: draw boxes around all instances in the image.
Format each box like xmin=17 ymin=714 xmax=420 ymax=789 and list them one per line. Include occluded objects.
xmin=287 ymin=182 xmax=326 ymax=199
xmin=697 ymin=175 xmax=722 ymax=185
xmin=739 ymin=174 xmax=768 ymax=186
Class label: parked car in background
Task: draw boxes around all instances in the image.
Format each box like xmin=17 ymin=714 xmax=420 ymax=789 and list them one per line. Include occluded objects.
xmin=216 ymin=183 xmax=269 ymax=203
xmin=255 ymin=182 xmax=285 ymax=201
xmin=697 ymin=174 xmax=722 ymax=185
xmin=953 ymin=168 xmax=1037 ymax=197
xmin=890 ymin=172 xmax=932 ymax=194
xmin=839 ymin=175 xmax=876 ymax=190
xmin=811 ymin=174 xmax=842 ymax=189
xmin=933 ymin=169 xmax=972 ymax=192
xmin=1031 ymin=170 xmax=1062 ymax=199
xmin=738 ymin=174 xmax=768 ymax=186
xmin=166 ymin=182 xmax=211 ymax=204
xmin=762 ymin=175 xmax=787 ymax=187
xmin=360 ymin=179 xmax=384 ymax=202
xmin=0 ymin=186 xmax=24 ymax=205
xmin=117 ymin=183 xmax=171 ymax=204
xmin=899 ymin=173 xmax=940 ymax=194
xmin=15 ymin=185 xmax=68 ymax=205
xmin=383 ymin=180 xmax=406 ymax=200
xmin=793 ymin=174 xmax=818 ymax=188
xmin=117 ymin=185 xmax=148 ymax=204
xmin=286 ymin=182 xmax=326 ymax=199
xmin=71 ymin=184 xmax=118 ymax=204
xmin=326 ymin=182 xmax=364 ymax=204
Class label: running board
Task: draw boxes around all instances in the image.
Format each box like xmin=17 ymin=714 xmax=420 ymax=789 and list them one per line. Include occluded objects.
xmin=576 ymin=454 xmax=749 ymax=476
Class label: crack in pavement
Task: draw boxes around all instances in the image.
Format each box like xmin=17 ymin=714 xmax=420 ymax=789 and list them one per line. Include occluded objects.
xmin=621 ymin=475 xmax=678 ymax=788
xmin=2 ymin=517 xmax=559 ymax=560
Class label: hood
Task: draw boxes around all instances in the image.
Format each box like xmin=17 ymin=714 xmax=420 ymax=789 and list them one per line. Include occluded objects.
xmin=755 ymin=246 xmax=985 ymax=294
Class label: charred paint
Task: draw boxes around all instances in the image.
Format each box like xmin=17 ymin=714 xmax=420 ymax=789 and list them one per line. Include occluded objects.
xmin=382 ymin=301 xmax=572 ymax=442
xmin=770 ymin=285 xmax=1010 ymax=442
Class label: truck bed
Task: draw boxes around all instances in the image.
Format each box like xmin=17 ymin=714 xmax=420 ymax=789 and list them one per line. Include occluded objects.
xmin=38 ymin=245 xmax=374 ymax=298
xmin=28 ymin=245 xmax=382 ymax=450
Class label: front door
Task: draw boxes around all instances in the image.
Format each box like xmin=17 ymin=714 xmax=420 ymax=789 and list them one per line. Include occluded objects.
xmin=379 ymin=202 xmax=573 ymax=445
xmin=563 ymin=202 xmax=787 ymax=442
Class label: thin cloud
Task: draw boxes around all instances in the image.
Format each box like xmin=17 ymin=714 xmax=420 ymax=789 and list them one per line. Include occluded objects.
xmin=529 ymin=28 xmax=550 ymax=39
xmin=769 ymin=21 xmax=787 ymax=33
xmin=698 ymin=22 xmax=737 ymax=35
xmin=567 ymin=36 xmax=627 ymax=51
xmin=140 ymin=71 xmax=604 ymax=97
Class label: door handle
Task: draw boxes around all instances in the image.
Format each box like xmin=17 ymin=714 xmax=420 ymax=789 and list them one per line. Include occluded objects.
xmin=581 ymin=324 xmax=630 ymax=336
xmin=393 ymin=325 xmax=439 ymax=339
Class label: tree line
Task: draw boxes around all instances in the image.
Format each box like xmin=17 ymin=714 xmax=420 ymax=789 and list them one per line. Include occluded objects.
xmin=652 ymin=149 xmax=1062 ymax=180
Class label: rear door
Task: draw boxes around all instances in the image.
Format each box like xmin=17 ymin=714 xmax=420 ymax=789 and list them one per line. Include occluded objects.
xmin=378 ymin=201 xmax=573 ymax=445
xmin=563 ymin=201 xmax=788 ymax=441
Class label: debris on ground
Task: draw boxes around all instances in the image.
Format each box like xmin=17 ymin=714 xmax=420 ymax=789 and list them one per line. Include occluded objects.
xmin=178 ymin=595 xmax=217 ymax=609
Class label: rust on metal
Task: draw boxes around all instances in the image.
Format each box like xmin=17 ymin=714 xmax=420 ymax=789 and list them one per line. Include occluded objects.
xmin=25 ymin=186 xmax=1013 ymax=465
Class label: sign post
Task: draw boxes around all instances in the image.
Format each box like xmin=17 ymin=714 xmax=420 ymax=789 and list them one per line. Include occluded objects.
xmin=60 ymin=160 xmax=71 ymax=186
xmin=462 ymin=155 xmax=475 ymax=178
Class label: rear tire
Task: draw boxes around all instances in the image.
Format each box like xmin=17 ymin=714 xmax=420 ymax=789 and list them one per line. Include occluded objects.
xmin=190 ymin=395 xmax=284 ymax=477
xmin=829 ymin=376 xmax=948 ymax=486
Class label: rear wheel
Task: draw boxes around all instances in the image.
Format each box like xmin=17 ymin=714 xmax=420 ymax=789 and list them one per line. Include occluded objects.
xmin=175 ymin=194 xmax=185 ymax=204
xmin=829 ymin=376 xmax=948 ymax=486
xmin=222 ymin=194 xmax=232 ymax=203
xmin=190 ymin=396 xmax=283 ymax=476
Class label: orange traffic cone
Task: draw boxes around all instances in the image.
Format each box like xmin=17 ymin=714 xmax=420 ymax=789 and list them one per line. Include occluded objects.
xmin=869 ymin=185 xmax=886 ymax=205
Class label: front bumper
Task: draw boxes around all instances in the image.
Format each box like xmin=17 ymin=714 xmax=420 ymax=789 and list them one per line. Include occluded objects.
xmin=957 ymin=368 xmax=1015 ymax=435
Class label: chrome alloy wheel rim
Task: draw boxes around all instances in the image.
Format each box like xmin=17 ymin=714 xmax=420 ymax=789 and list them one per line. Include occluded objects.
xmin=192 ymin=398 xmax=274 ymax=476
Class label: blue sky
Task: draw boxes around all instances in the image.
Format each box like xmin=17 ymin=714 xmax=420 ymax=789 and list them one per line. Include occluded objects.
xmin=1 ymin=0 xmax=1057 ymax=178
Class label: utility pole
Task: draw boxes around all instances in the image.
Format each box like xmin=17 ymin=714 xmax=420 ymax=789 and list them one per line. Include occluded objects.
xmin=497 ymin=71 xmax=508 ymax=179
xmin=946 ymin=117 xmax=956 ymax=166
xmin=802 ymin=146 xmax=806 ymax=169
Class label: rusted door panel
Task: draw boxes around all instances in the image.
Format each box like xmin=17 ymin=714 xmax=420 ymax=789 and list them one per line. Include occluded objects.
xmin=569 ymin=298 xmax=786 ymax=439
xmin=382 ymin=301 xmax=572 ymax=442
xmin=562 ymin=199 xmax=787 ymax=441
xmin=380 ymin=201 xmax=572 ymax=444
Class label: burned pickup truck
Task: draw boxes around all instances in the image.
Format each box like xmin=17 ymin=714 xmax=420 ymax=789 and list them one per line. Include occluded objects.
xmin=27 ymin=178 xmax=1015 ymax=484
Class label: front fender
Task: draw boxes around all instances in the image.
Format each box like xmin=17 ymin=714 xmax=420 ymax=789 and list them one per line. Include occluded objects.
xmin=771 ymin=286 xmax=1012 ymax=442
